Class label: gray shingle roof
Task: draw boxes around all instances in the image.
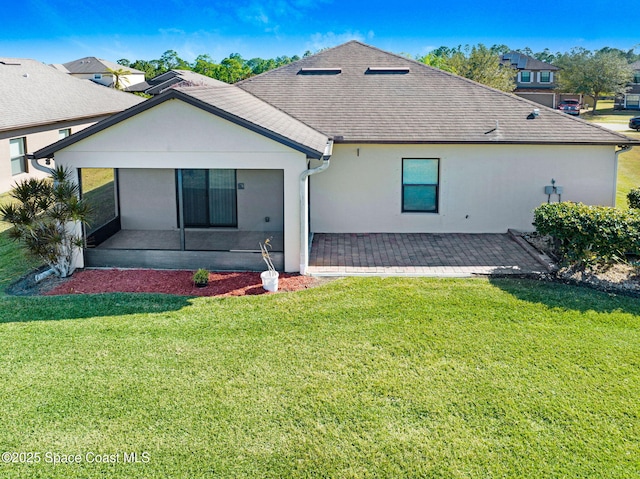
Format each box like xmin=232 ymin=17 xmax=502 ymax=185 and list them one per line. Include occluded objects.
xmin=0 ymin=58 xmax=144 ymax=132
xmin=35 ymin=82 xmax=330 ymax=159
xmin=500 ymin=51 xmax=560 ymax=71
xmin=238 ymin=41 xmax=633 ymax=145
xmin=59 ymin=57 xmax=145 ymax=75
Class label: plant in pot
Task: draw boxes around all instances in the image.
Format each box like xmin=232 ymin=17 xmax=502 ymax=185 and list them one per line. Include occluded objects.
xmin=192 ymin=268 xmax=209 ymax=288
xmin=259 ymin=238 xmax=279 ymax=292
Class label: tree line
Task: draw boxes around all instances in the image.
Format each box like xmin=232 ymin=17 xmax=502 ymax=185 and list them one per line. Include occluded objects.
xmin=117 ymin=49 xmax=312 ymax=84
xmin=117 ymin=44 xmax=639 ymax=112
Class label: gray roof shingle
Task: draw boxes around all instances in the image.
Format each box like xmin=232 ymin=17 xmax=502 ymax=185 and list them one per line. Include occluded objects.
xmin=237 ymin=41 xmax=634 ymax=145
xmin=0 ymin=58 xmax=144 ymax=132
xmin=500 ymin=51 xmax=560 ymax=71
xmin=58 ymin=57 xmax=145 ymax=75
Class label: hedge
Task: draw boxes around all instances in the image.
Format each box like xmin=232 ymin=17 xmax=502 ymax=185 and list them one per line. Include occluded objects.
xmin=533 ymin=202 xmax=640 ymax=265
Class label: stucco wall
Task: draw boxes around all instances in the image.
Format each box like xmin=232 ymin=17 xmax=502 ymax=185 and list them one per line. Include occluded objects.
xmin=54 ymin=100 xmax=308 ymax=272
xmin=0 ymin=119 xmax=103 ymax=193
xmin=310 ymin=143 xmax=616 ymax=234
xmin=119 ymin=169 xmax=177 ymax=230
xmin=117 ymin=168 xmax=284 ymax=233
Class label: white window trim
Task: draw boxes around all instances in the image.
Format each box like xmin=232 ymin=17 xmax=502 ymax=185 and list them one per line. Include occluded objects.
xmin=518 ymin=71 xmax=532 ymax=83
xmin=538 ymin=71 xmax=553 ymax=83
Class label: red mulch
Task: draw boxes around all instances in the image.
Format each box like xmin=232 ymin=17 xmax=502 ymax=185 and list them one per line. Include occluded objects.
xmin=44 ymin=269 xmax=318 ymax=297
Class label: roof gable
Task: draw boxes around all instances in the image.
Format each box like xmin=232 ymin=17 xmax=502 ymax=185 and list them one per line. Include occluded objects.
xmin=236 ymin=41 xmax=634 ymax=145
xmin=35 ymin=85 xmax=330 ymax=159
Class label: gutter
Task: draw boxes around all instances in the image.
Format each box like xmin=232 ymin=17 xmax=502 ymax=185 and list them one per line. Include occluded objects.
xmin=299 ymin=140 xmax=333 ymax=275
xmin=27 ymin=154 xmax=54 ymax=174
xmin=614 ymin=145 xmax=633 ymax=207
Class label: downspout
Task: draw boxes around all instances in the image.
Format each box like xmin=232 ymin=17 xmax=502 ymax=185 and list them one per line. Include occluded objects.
xmin=614 ymin=145 xmax=632 ymax=207
xmin=299 ymin=139 xmax=333 ymax=275
xmin=28 ymin=154 xmax=54 ymax=174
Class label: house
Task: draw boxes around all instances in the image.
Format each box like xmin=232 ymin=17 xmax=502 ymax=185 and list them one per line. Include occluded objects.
xmin=125 ymin=69 xmax=222 ymax=96
xmin=615 ymin=60 xmax=640 ymax=110
xmin=0 ymin=58 xmax=144 ymax=193
xmin=52 ymin=57 xmax=146 ymax=90
xmin=500 ymin=51 xmax=561 ymax=108
xmin=33 ymin=41 xmax=638 ymax=274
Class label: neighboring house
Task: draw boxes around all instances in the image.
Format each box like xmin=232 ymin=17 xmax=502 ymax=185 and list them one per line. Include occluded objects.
xmin=34 ymin=42 xmax=638 ymax=274
xmin=500 ymin=51 xmax=561 ymax=108
xmin=52 ymin=57 xmax=146 ymax=90
xmin=126 ymin=70 xmax=222 ymax=95
xmin=615 ymin=60 xmax=640 ymax=110
xmin=0 ymin=58 xmax=144 ymax=193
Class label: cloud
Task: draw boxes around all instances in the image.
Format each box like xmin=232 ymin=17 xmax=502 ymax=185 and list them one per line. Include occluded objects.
xmin=306 ymin=31 xmax=374 ymax=52
xmin=234 ymin=0 xmax=331 ymax=30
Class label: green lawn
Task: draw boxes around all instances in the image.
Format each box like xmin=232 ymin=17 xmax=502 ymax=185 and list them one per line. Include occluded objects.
xmin=0 ymin=272 xmax=639 ymax=477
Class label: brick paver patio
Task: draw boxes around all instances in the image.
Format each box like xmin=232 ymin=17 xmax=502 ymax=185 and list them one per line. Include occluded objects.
xmin=307 ymin=233 xmax=548 ymax=277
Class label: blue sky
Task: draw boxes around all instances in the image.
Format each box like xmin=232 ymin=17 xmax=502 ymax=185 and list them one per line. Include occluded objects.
xmin=4 ymin=0 xmax=637 ymax=64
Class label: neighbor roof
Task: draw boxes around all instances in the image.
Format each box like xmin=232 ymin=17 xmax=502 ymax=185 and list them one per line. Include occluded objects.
xmin=0 ymin=58 xmax=144 ymax=133
xmin=237 ymin=41 xmax=632 ymax=145
xmin=57 ymin=57 xmax=145 ymax=75
xmin=500 ymin=51 xmax=559 ymax=72
xmin=126 ymin=69 xmax=225 ymax=95
xmin=35 ymin=80 xmax=330 ymax=159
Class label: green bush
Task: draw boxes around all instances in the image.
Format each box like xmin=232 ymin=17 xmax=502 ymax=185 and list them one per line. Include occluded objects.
xmin=628 ymin=188 xmax=640 ymax=209
xmin=533 ymin=202 xmax=640 ymax=265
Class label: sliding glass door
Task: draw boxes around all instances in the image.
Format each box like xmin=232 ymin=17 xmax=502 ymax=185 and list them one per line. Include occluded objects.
xmin=182 ymin=169 xmax=237 ymax=227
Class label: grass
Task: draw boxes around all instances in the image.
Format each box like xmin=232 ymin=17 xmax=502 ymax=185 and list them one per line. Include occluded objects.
xmin=581 ymin=99 xmax=638 ymax=123
xmin=0 ymin=273 xmax=639 ymax=478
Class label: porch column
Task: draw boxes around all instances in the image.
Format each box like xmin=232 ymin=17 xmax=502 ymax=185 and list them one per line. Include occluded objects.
xmin=177 ymin=169 xmax=185 ymax=251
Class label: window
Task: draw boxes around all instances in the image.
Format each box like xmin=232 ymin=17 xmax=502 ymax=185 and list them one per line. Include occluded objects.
xmin=520 ymin=71 xmax=531 ymax=83
xmin=182 ymin=169 xmax=237 ymax=227
xmin=58 ymin=128 xmax=71 ymax=139
xmin=633 ymin=71 xmax=640 ymax=84
xmin=94 ymin=74 xmax=102 ymax=80
xmin=627 ymin=95 xmax=640 ymax=109
xmin=539 ymin=71 xmax=551 ymax=83
xmin=402 ymin=159 xmax=439 ymax=213
xmin=9 ymin=137 xmax=27 ymax=175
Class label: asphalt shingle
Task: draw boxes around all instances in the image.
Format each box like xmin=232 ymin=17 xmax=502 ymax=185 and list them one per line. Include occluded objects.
xmin=237 ymin=41 xmax=635 ymax=145
xmin=0 ymin=58 xmax=144 ymax=132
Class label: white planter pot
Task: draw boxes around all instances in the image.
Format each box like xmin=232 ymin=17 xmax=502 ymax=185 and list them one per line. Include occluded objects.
xmin=260 ymin=270 xmax=279 ymax=292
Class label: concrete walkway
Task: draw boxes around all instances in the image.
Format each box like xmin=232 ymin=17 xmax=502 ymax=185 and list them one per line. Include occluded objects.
xmin=307 ymin=233 xmax=549 ymax=277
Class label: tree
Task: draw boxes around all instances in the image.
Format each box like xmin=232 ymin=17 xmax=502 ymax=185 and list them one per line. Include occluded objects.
xmin=0 ymin=167 xmax=91 ymax=279
xmin=419 ymin=44 xmax=516 ymax=91
xmin=106 ymin=67 xmax=132 ymax=89
xmin=555 ymin=49 xmax=633 ymax=113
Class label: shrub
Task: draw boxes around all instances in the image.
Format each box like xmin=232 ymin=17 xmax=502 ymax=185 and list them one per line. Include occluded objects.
xmin=628 ymin=188 xmax=640 ymax=209
xmin=533 ymin=202 xmax=640 ymax=266
xmin=0 ymin=166 xmax=91 ymax=278
xmin=192 ymin=268 xmax=209 ymax=286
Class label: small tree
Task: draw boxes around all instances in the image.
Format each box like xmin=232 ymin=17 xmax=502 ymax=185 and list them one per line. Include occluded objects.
xmin=0 ymin=166 xmax=91 ymax=278
xmin=555 ymin=49 xmax=633 ymax=113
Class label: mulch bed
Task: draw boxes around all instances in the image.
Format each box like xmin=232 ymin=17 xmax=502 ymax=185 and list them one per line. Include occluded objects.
xmin=32 ymin=269 xmax=321 ymax=297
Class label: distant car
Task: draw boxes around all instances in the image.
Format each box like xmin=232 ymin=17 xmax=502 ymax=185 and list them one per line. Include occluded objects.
xmin=630 ymin=116 xmax=640 ymax=131
xmin=557 ymin=99 xmax=581 ymax=116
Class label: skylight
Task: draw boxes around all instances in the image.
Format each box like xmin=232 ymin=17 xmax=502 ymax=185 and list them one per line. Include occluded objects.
xmin=298 ymin=68 xmax=342 ymax=75
xmin=365 ymin=67 xmax=410 ymax=74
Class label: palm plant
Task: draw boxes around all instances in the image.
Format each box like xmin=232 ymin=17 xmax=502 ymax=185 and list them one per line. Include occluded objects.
xmin=0 ymin=166 xmax=91 ymax=279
